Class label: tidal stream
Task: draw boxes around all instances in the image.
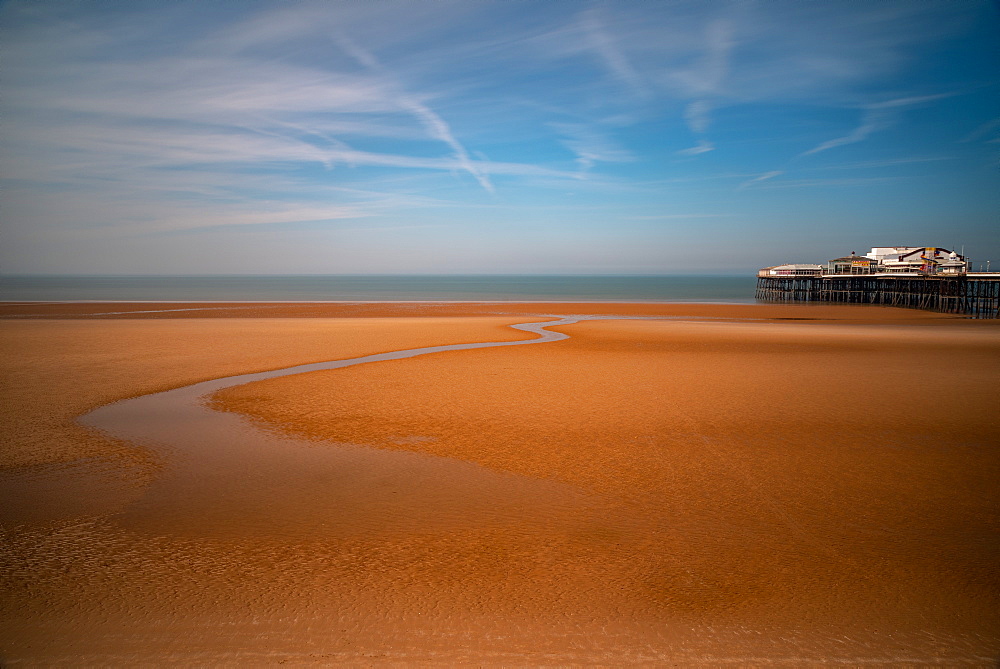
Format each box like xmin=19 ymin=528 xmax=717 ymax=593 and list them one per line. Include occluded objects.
xmin=77 ymin=317 xmax=615 ymax=539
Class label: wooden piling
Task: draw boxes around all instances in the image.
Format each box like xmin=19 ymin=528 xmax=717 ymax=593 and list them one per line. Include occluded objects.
xmin=755 ymin=275 xmax=1000 ymax=318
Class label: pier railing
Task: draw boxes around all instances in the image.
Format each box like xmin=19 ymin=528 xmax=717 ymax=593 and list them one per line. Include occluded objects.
xmin=755 ymin=275 xmax=1000 ymax=318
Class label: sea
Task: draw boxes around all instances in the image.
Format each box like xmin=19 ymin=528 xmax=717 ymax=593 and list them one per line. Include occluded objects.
xmin=0 ymin=275 xmax=757 ymax=303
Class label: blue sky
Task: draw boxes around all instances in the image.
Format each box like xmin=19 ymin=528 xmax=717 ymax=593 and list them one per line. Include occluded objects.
xmin=1 ymin=0 xmax=997 ymax=275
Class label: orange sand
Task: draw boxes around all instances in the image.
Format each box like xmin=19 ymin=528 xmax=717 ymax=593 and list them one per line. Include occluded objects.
xmin=2 ymin=303 xmax=998 ymax=664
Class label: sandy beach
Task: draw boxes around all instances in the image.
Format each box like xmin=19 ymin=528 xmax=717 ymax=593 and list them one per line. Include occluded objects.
xmin=2 ymin=302 xmax=998 ymax=665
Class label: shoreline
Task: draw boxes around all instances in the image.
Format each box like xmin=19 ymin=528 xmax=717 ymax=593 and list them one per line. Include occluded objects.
xmin=2 ymin=300 xmax=988 ymax=323
xmin=0 ymin=298 xmax=762 ymax=305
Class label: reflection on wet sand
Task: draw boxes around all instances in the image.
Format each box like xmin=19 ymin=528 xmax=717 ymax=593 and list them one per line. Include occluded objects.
xmin=2 ymin=304 xmax=998 ymax=664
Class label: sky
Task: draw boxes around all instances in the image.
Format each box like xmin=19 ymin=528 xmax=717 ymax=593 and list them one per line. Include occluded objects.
xmin=1 ymin=0 xmax=998 ymax=275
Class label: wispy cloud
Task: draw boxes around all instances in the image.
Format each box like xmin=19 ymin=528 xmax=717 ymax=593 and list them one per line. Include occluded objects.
xmin=0 ymin=3 xmax=580 ymax=241
xmin=738 ymin=170 xmax=783 ymax=189
xmin=800 ymin=110 xmax=889 ymax=156
xmin=747 ymin=176 xmax=903 ymax=189
xmin=817 ymin=156 xmax=955 ymax=170
xmin=668 ymin=19 xmax=734 ymax=152
xmin=801 ymin=93 xmax=954 ymax=156
xmin=682 ymin=20 xmax=734 ymax=98
xmin=579 ymin=8 xmax=647 ymax=97
xmin=551 ymin=122 xmax=634 ymax=173
xmin=334 ymin=34 xmax=495 ymax=193
xmin=684 ymin=100 xmax=713 ymax=136
xmin=961 ymin=117 xmax=1000 ymax=143
xmin=2 ymin=8 xmax=516 ymax=191
xmin=676 ymin=140 xmax=715 ymax=156
xmin=399 ymin=98 xmax=495 ymax=193
xmin=627 ymin=214 xmax=733 ymax=220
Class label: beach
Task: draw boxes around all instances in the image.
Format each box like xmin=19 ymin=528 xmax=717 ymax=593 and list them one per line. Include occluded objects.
xmin=2 ymin=302 xmax=998 ymax=664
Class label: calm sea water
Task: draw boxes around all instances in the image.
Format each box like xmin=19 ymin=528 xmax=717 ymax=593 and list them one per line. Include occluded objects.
xmin=0 ymin=275 xmax=756 ymax=302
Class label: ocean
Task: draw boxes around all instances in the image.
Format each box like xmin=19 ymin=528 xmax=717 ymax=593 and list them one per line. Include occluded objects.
xmin=0 ymin=275 xmax=757 ymax=303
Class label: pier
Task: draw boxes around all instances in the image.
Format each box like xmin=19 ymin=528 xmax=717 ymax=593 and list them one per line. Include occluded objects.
xmin=755 ymin=274 xmax=1000 ymax=318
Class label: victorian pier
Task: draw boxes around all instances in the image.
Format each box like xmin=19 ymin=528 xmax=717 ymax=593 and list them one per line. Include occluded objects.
xmin=756 ymin=247 xmax=1000 ymax=318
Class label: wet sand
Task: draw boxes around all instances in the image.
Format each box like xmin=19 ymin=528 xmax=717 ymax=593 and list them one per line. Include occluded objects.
xmin=2 ymin=302 xmax=999 ymax=664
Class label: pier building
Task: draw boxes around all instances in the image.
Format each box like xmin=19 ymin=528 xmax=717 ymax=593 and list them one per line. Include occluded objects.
xmin=759 ymin=264 xmax=824 ymax=277
xmin=827 ymin=254 xmax=876 ymax=275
